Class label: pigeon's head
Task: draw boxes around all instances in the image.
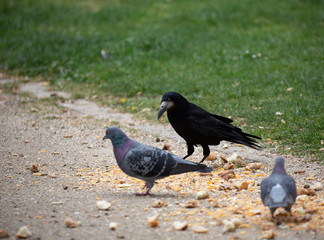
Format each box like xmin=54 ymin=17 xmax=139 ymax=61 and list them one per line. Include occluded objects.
xmin=158 ymin=92 xmax=186 ymax=119
xmin=103 ymin=127 xmax=128 ymax=146
xmin=273 ymin=156 xmax=286 ymax=174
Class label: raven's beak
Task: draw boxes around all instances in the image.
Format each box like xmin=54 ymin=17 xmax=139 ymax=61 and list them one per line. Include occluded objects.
xmin=158 ymin=101 xmax=174 ymax=119
xmin=103 ymin=135 xmax=108 ymax=140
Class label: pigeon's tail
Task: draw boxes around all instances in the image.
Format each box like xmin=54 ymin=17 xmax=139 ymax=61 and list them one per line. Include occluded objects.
xmin=168 ymin=162 xmax=213 ymax=175
xmin=199 ymin=166 xmax=213 ymax=173
xmin=268 ymin=201 xmax=288 ymax=209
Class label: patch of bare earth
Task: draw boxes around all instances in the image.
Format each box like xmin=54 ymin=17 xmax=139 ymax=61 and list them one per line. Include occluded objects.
xmin=0 ymin=79 xmax=323 ymax=239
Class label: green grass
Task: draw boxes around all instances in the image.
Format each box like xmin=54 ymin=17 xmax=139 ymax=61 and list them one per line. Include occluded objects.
xmin=1 ymin=0 xmax=323 ymax=161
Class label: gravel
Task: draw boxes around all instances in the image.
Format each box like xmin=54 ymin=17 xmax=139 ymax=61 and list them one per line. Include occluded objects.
xmin=0 ymin=80 xmax=323 ymax=240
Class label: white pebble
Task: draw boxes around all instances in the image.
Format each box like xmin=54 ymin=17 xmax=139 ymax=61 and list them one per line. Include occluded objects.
xmin=222 ymin=144 xmax=228 ymax=149
xmin=109 ymin=222 xmax=119 ymax=230
xmin=223 ymin=220 xmax=235 ymax=233
xmin=196 ymin=191 xmax=209 ymax=200
xmin=297 ymin=195 xmax=307 ymax=201
xmin=228 ymin=153 xmax=245 ymax=165
xmin=173 ymin=221 xmax=188 ymax=231
xmin=16 ymin=226 xmax=32 ymax=239
xmin=192 ymin=225 xmax=208 ymax=233
xmin=222 ymin=218 xmax=241 ymax=233
xmin=311 ymin=182 xmax=323 ymax=191
xmin=96 ymin=200 xmax=111 ymax=210
xmin=146 ymin=213 xmax=159 ymax=228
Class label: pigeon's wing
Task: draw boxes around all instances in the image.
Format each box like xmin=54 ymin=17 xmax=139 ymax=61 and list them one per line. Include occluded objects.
xmin=125 ymin=144 xmax=178 ymax=178
xmin=282 ymin=175 xmax=297 ymax=204
xmin=260 ymin=177 xmax=273 ymax=204
xmin=261 ymin=174 xmax=297 ymax=207
xmin=125 ymin=144 xmax=210 ymax=178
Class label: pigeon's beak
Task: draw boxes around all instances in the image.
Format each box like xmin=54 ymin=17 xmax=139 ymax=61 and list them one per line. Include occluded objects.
xmin=103 ymin=131 xmax=110 ymax=140
xmin=158 ymin=101 xmax=174 ymax=119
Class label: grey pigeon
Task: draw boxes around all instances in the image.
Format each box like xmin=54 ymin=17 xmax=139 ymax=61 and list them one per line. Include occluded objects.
xmin=260 ymin=157 xmax=297 ymax=218
xmin=103 ymin=126 xmax=213 ymax=196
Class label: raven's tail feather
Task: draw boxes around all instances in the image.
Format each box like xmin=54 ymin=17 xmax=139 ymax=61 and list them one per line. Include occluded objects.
xmin=228 ymin=129 xmax=262 ymax=150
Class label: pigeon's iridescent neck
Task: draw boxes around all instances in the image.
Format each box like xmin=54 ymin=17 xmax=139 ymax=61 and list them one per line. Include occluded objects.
xmin=273 ymin=168 xmax=286 ymax=174
xmin=113 ymin=138 xmax=132 ymax=163
xmin=273 ymin=162 xmax=286 ymax=174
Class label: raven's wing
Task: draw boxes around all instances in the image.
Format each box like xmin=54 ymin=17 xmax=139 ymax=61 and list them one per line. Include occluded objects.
xmin=188 ymin=115 xmax=235 ymax=136
xmin=186 ymin=106 xmax=260 ymax=148
xmin=189 ymin=102 xmax=233 ymax=123
xmin=188 ymin=102 xmax=260 ymax=137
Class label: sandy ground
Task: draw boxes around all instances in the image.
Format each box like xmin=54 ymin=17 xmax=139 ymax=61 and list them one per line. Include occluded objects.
xmin=0 ymin=79 xmax=323 ymax=240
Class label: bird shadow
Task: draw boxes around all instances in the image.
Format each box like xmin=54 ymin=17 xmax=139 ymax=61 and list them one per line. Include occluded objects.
xmin=101 ymin=191 xmax=192 ymax=199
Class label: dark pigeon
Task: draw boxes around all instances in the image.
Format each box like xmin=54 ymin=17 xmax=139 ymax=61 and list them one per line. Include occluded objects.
xmin=158 ymin=92 xmax=261 ymax=163
xmin=103 ymin=126 xmax=213 ymax=196
xmin=260 ymin=157 xmax=297 ymax=218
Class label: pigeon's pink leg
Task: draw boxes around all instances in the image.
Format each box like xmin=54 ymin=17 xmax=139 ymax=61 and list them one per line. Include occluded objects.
xmin=141 ymin=182 xmax=148 ymax=189
xmin=135 ymin=182 xmax=153 ymax=196
xmin=135 ymin=190 xmax=152 ymax=196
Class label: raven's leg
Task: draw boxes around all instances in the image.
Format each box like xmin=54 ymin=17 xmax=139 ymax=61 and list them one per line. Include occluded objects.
xmin=199 ymin=145 xmax=210 ymax=163
xmin=183 ymin=142 xmax=194 ymax=159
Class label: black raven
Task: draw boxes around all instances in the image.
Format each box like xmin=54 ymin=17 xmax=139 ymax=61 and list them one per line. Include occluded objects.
xmin=157 ymin=92 xmax=261 ymax=163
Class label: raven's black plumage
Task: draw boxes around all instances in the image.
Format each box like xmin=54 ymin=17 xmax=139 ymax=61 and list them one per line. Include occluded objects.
xmin=158 ymin=92 xmax=261 ymax=163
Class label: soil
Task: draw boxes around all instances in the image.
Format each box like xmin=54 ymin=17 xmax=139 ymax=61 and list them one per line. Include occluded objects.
xmin=0 ymin=78 xmax=323 ymax=240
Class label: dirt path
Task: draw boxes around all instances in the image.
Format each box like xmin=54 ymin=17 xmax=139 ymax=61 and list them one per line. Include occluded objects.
xmin=0 ymin=79 xmax=323 ymax=240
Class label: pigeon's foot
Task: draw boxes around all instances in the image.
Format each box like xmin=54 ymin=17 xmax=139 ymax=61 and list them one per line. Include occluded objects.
xmin=270 ymin=212 xmax=276 ymax=220
xmin=135 ymin=191 xmax=153 ymax=196
xmin=136 ymin=183 xmax=153 ymax=196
